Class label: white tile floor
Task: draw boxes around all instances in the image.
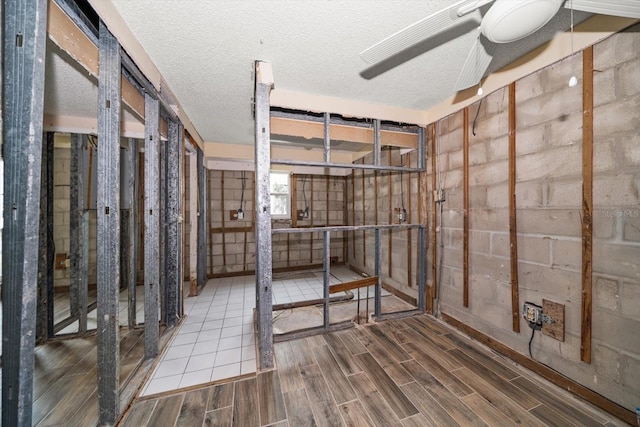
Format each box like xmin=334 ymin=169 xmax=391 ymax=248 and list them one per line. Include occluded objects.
xmin=140 ymin=267 xmax=374 ymax=396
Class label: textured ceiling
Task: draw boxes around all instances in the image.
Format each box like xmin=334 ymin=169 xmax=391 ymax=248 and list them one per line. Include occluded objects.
xmin=63 ymin=1 xmax=590 ymax=146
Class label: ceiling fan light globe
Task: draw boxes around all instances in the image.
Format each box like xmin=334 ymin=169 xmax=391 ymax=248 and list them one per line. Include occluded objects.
xmin=481 ymin=0 xmax=563 ymax=43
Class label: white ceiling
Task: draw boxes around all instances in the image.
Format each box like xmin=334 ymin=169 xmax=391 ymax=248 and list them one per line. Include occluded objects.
xmin=105 ymin=0 xmax=591 ymax=147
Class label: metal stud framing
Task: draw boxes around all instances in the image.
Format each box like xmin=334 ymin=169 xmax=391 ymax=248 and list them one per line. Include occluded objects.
xmin=144 ymin=93 xmax=161 ymax=359
xmin=265 ymin=109 xmax=427 ymax=336
xmin=96 ymin=21 xmax=122 ymax=425
xmin=70 ymin=133 xmax=89 ymax=333
xmin=197 ymin=148 xmax=207 ymax=286
xmin=2 ymin=1 xmax=48 ymax=423
xmin=323 ymin=112 xmax=331 ymax=163
xmin=126 ymin=138 xmax=139 ymax=327
xmin=323 ymin=231 xmax=331 ymax=331
xmin=166 ymin=121 xmax=184 ymax=327
xmin=159 ymin=132 xmax=167 ymax=323
xmin=255 ymin=62 xmax=275 ymax=369
xmin=37 ymin=132 xmax=54 ymax=343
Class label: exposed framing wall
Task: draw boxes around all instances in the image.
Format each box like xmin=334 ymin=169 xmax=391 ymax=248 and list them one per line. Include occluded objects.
xmin=431 ymin=25 xmax=640 ymax=418
xmin=208 ymin=171 xmax=347 ymax=276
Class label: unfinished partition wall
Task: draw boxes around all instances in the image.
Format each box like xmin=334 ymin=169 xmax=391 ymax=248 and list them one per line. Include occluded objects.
xmin=208 ymin=171 xmax=346 ymax=275
xmin=349 ymin=147 xmax=423 ymax=308
xmin=432 ymin=24 xmax=640 ymax=422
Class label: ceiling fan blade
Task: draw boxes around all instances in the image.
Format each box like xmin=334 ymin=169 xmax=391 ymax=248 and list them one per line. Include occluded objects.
xmin=454 ymin=35 xmax=495 ymax=91
xmin=360 ymin=0 xmax=492 ymax=64
xmin=565 ymin=0 xmax=640 ymax=18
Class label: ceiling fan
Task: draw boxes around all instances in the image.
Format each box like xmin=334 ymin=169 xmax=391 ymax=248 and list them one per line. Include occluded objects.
xmin=360 ymin=0 xmax=640 ymax=92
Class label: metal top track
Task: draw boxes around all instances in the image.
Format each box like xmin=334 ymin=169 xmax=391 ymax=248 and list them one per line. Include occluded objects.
xmin=272 ymin=223 xmax=425 ymax=234
xmin=270 ymin=110 xmax=420 ymax=134
xmin=271 ymin=158 xmax=424 ymax=172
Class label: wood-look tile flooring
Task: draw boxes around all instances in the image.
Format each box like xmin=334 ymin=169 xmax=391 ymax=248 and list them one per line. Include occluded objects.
xmin=120 ymin=315 xmax=625 ymax=427
xmin=29 ymin=328 xmax=145 ymax=426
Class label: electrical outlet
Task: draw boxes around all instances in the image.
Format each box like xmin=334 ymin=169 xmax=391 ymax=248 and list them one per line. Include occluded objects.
xmin=237 ymin=209 xmax=244 ymax=220
xmin=523 ymin=302 xmax=543 ymax=329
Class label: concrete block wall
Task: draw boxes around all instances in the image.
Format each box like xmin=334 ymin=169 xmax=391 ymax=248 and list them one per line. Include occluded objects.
xmin=349 ymin=148 xmax=421 ymax=292
xmin=434 ymin=24 xmax=640 ymax=412
xmin=208 ymin=171 xmax=346 ymax=275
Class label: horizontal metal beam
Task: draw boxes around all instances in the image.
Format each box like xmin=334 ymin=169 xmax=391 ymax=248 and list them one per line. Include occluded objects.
xmin=271 ymin=159 xmax=424 ymax=172
xmin=272 ymin=224 xmax=425 ymax=234
xmin=270 ymin=109 xmax=420 ymax=134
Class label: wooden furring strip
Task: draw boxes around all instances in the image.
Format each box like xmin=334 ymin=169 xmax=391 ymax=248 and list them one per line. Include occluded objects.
xmin=362 ymin=161 xmax=366 ymax=266
xmin=388 ymin=148 xmax=393 ymax=278
xmin=581 ymin=46 xmax=594 ymax=364
xmin=220 ymin=171 xmax=227 ymax=266
xmin=463 ymin=107 xmax=470 ymax=308
xmin=429 ymin=124 xmax=438 ymax=312
xmin=329 ymin=277 xmax=378 ymax=294
xmin=509 ymin=83 xmax=520 ymax=333
xmin=406 ymin=153 xmax=412 ymax=288
xmin=351 ymin=171 xmax=356 ymax=258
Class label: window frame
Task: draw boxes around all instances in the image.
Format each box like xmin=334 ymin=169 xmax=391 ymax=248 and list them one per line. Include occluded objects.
xmin=269 ymin=170 xmax=291 ymax=220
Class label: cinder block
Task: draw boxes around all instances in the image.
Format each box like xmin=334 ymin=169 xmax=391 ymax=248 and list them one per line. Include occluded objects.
xmin=619 ymin=58 xmax=640 ymax=100
xmin=469 ymin=208 xmax=509 ymax=232
xmin=439 ymin=127 xmax=464 ymax=153
xmin=593 ymin=139 xmax=617 ymax=173
xmin=620 ymin=281 xmax=640 ymax=319
xmin=442 ymin=247 xmax=463 ymax=270
xmin=469 ymin=142 xmax=487 ymax=166
xmin=551 ymin=239 xmax=581 ymax=271
xmin=592 ymin=310 xmax=640 ymax=354
xmin=516 ymin=70 xmax=545 ymax=103
xmin=623 ymin=133 xmax=640 ymax=167
xmin=547 ymin=179 xmax=581 ymax=208
xmin=469 ymin=252 xmax=510 ymax=283
xmin=490 ymin=233 xmax=509 ymax=258
xmin=469 ymin=185 xmax=488 ymax=210
xmin=485 ymin=183 xmax=509 ymax=209
xmin=448 ymin=149 xmax=463 ymax=170
xmin=485 ymin=86 xmax=509 ymax=115
xmin=517 ymin=262 xmax=580 ymax=300
xmin=513 ymin=124 xmax=546 ymax=156
xmin=594 ymin=174 xmax=639 ymax=207
xmin=592 ymin=210 xmax=616 ymax=239
xmin=471 ymin=110 xmax=509 ymax=140
xmin=593 ymin=67 xmax=616 ymax=107
xmin=516 ymin=209 xmax=581 ymax=237
xmin=619 ymin=352 xmax=640 ymax=390
xmin=547 ymin=112 xmax=582 ymax=148
xmin=541 ymin=55 xmax=581 ymax=93
xmin=517 ymin=145 xmax=582 ymax=183
xmin=593 ymin=97 xmax=640 ymax=140
xmin=595 ymin=276 xmax=619 ymax=311
xmin=517 ymin=87 xmax=581 ymax=129
xmin=623 ymin=216 xmax=640 ymax=242
xmin=594 ymin=242 xmax=640 ymax=280
xmin=515 ymin=181 xmax=543 ymax=208
xmin=469 ymin=159 xmax=509 ymax=186
xmin=518 ymin=235 xmax=551 ymax=265
xmin=469 ymin=230 xmax=491 ymax=255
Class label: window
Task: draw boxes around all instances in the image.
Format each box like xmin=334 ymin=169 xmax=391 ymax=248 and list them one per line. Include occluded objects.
xmin=270 ymin=171 xmax=290 ymax=219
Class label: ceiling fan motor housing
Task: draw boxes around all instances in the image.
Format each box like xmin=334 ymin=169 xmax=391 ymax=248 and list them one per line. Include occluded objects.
xmin=481 ymin=0 xmax=563 ymax=43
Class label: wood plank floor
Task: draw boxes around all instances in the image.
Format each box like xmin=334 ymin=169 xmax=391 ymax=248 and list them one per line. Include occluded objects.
xmin=120 ymin=315 xmax=628 ymax=427
xmin=28 ymin=328 xmax=145 ymax=426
